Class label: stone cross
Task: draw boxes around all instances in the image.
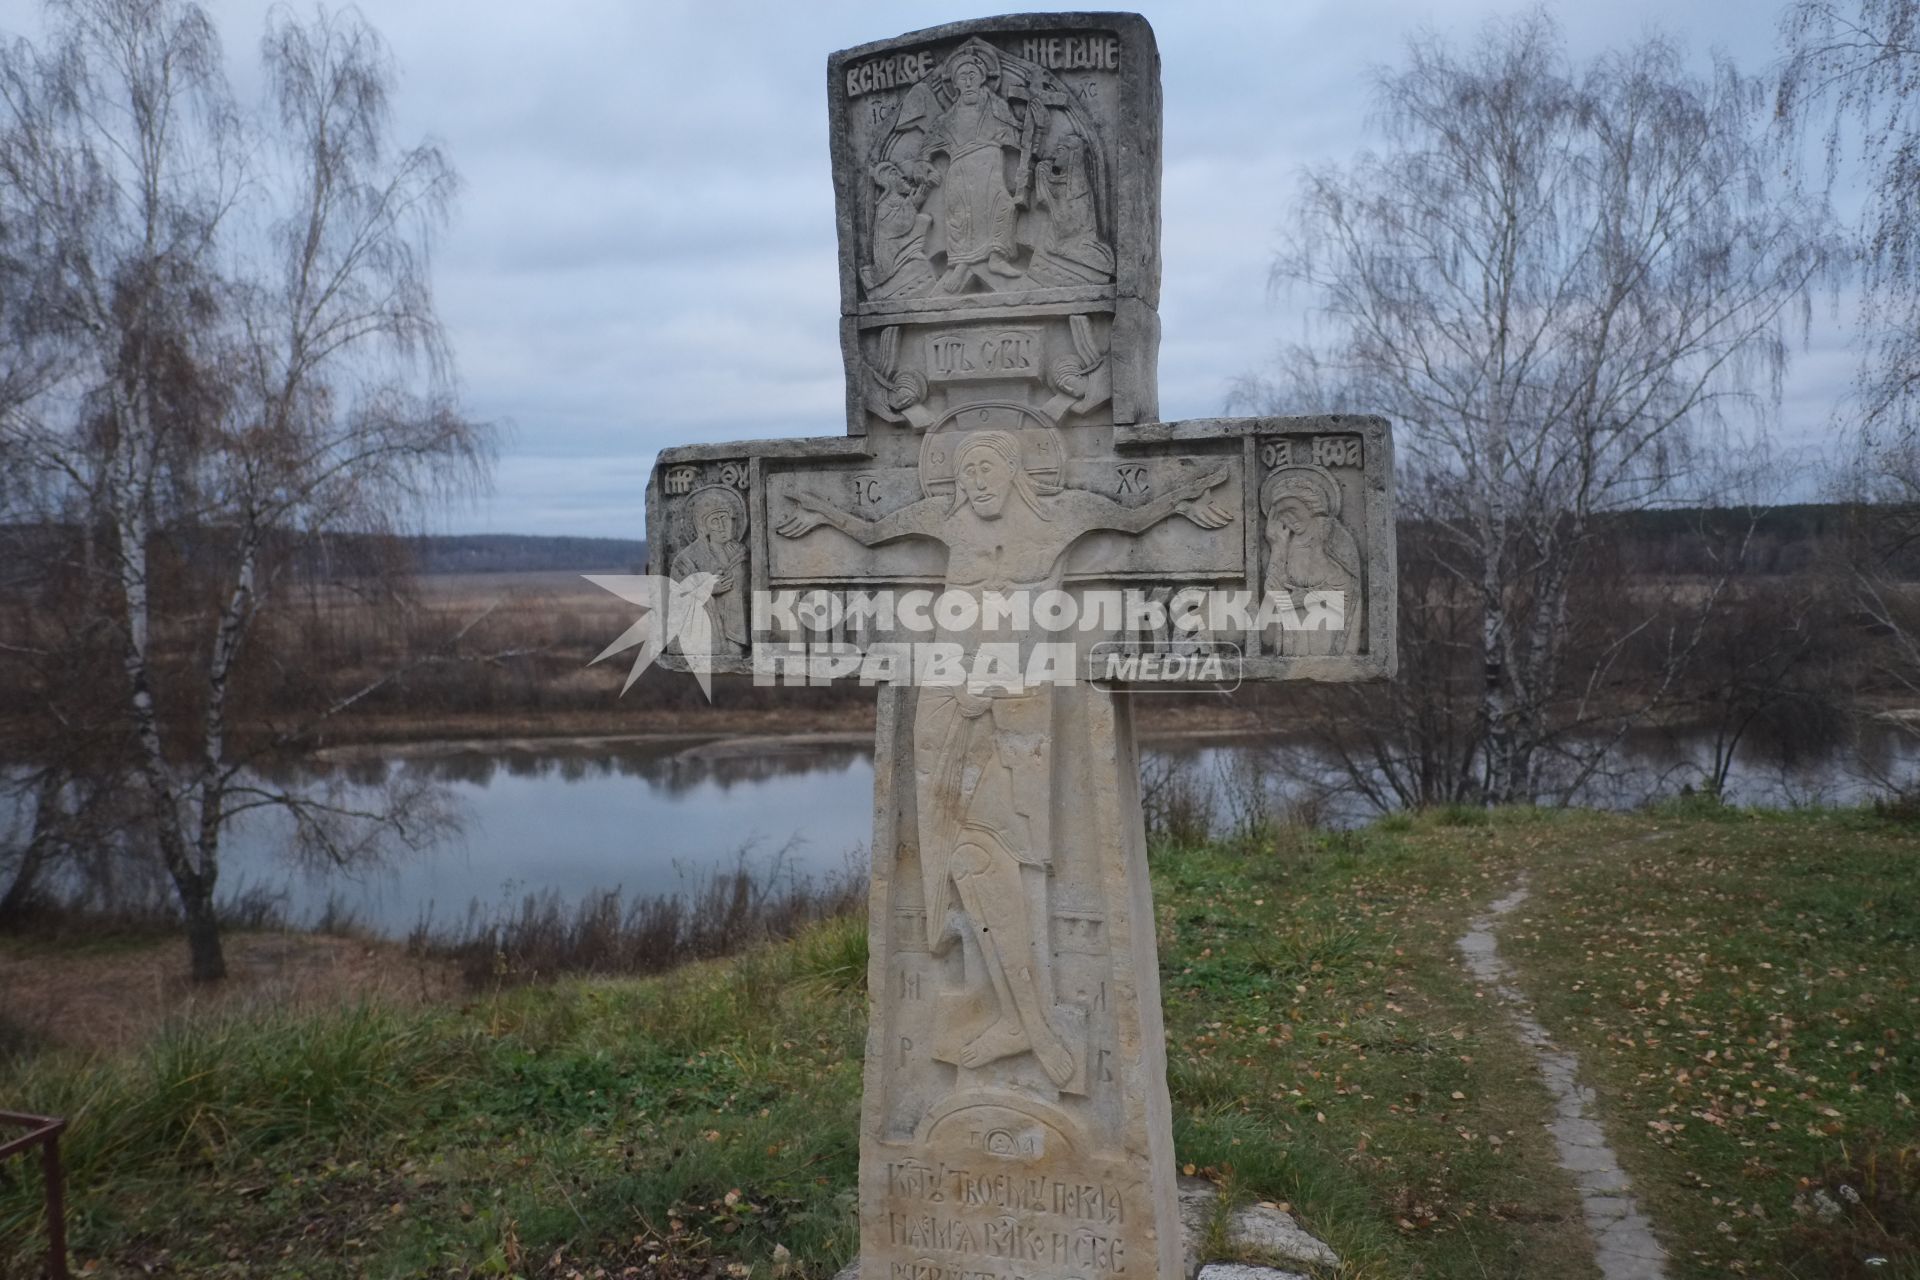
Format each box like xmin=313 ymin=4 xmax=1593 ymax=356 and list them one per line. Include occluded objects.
xmin=645 ymin=15 xmax=1395 ymax=1280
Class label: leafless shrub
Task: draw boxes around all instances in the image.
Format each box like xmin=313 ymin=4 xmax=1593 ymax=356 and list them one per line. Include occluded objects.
xmin=1140 ymin=754 xmax=1216 ymax=847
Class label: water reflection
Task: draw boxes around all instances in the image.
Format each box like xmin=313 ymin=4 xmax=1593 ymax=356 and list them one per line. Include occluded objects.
xmin=225 ymin=739 xmax=878 ymax=937
xmin=296 ymin=741 xmax=870 ymax=793
xmin=202 ymin=724 xmax=1920 ymax=939
xmin=1145 ymin=723 xmax=1920 ymax=830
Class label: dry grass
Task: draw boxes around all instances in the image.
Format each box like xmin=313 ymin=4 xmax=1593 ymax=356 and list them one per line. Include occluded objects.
xmin=0 ymin=931 xmax=459 ymax=1055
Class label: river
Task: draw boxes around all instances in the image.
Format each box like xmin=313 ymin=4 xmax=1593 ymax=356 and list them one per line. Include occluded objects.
xmin=200 ymin=723 xmax=1919 ymax=937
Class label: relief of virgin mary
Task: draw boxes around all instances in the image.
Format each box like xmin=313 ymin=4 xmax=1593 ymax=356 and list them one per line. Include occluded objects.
xmin=1261 ymin=466 xmax=1363 ymax=656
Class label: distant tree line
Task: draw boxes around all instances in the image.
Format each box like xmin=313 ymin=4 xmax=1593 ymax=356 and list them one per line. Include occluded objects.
xmin=399 ymin=534 xmax=647 ymax=576
xmin=0 ymin=0 xmax=491 ymax=979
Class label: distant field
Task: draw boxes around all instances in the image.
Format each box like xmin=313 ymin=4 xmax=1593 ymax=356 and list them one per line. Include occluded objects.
xmin=402 ymin=533 xmax=647 ymax=576
xmin=413 ymin=568 xmax=636 ymax=602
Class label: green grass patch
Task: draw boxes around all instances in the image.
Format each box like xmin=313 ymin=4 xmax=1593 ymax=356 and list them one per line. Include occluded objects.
xmin=1 ymin=809 xmax=1912 ymax=1278
xmin=1488 ymin=807 xmax=1920 ymax=1278
xmin=1155 ymin=813 xmax=1596 ymax=1278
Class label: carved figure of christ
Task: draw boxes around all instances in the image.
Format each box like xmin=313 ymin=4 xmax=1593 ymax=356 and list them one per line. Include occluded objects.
xmin=775 ymin=430 xmax=1231 ymax=1087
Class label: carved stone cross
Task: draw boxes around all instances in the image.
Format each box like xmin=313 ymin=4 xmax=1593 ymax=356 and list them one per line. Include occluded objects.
xmin=645 ymin=15 xmax=1395 ymax=1280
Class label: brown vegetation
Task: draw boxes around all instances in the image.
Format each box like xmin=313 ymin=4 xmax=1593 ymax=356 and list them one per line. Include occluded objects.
xmin=0 ymin=931 xmax=458 ymax=1056
xmin=410 ymin=860 xmax=869 ymax=990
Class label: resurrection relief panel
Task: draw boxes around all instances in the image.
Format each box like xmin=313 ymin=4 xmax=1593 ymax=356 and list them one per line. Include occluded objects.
xmin=830 ymin=12 xmax=1163 ymax=431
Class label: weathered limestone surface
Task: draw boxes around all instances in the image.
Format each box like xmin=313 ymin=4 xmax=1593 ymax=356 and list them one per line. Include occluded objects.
xmin=645 ymin=12 xmax=1397 ymax=687
xmin=864 ymin=679 xmax=1182 ymax=1280
xmin=836 ymin=1177 xmax=1334 ymax=1280
xmin=642 ymin=15 xmax=1394 ymax=1280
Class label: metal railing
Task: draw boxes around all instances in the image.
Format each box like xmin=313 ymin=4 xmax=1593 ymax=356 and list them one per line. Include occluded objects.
xmin=0 ymin=1111 xmax=68 ymax=1280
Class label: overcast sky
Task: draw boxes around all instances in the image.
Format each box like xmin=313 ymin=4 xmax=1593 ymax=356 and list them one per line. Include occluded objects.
xmin=43 ymin=0 xmax=1865 ymax=536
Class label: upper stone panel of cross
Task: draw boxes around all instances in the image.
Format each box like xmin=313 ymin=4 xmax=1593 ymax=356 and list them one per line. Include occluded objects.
xmin=827 ymin=13 xmax=1163 ymax=433
xmin=644 ymin=13 xmax=1398 ymax=686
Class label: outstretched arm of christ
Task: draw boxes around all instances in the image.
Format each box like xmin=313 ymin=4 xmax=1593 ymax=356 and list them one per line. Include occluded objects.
xmin=1058 ymin=468 xmax=1235 ymax=535
xmin=775 ymin=491 xmax=946 ymax=546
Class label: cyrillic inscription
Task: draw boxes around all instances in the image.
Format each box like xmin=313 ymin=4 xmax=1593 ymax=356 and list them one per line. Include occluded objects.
xmin=885 ymin=1214 xmax=1127 ymax=1274
xmin=928 ymin=329 xmax=1040 ymax=381
xmin=1312 ymin=435 xmax=1362 ymax=468
xmin=1016 ymin=35 xmax=1122 ymax=71
xmin=885 ymin=1162 xmax=1127 ymax=1224
xmin=847 ymin=49 xmax=937 ymax=97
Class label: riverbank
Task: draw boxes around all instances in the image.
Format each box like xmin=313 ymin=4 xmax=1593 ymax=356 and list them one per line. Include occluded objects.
xmin=301 ymin=721 xmax=1295 ymax=765
xmin=1 ymin=805 xmax=1913 ymax=1278
xmin=140 ymin=694 xmax=1920 ymax=756
xmin=279 ymin=699 xmax=1287 ymax=752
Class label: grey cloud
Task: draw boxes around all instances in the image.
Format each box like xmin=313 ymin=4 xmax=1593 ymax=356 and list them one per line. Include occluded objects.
xmin=57 ymin=0 xmax=1857 ymax=536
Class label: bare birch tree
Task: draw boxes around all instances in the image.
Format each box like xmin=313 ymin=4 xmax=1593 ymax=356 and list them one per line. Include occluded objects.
xmin=1780 ymin=0 xmax=1920 ymax=438
xmin=0 ymin=0 xmax=490 ymax=978
xmin=1779 ymin=1 xmax=1920 ymax=784
xmin=1242 ymin=11 xmax=1840 ymax=804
